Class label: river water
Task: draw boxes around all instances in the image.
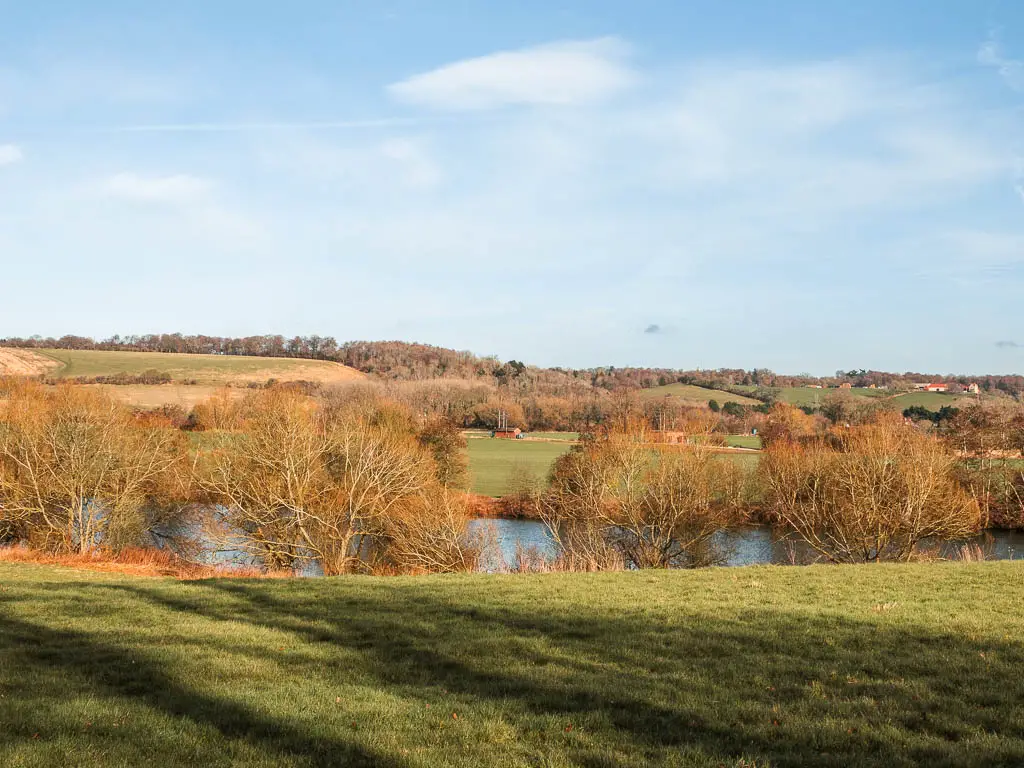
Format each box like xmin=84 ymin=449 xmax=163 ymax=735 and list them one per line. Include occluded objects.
xmin=469 ymin=519 xmax=1024 ymax=568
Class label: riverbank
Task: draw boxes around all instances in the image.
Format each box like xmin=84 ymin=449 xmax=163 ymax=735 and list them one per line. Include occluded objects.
xmin=1 ymin=561 xmax=1022 ymax=767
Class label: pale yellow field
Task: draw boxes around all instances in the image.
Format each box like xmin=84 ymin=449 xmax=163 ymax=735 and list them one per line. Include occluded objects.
xmin=27 ymin=348 xmax=366 ymax=386
xmin=0 ymin=348 xmax=61 ymax=376
xmin=87 ymin=384 xmax=245 ymax=410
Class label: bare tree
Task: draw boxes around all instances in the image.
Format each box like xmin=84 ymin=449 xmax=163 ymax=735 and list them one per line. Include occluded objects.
xmin=759 ymin=414 xmax=982 ymax=562
xmin=543 ymin=420 xmax=742 ymax=569
xmin=0 ymin=380 xmax=186 ymax=553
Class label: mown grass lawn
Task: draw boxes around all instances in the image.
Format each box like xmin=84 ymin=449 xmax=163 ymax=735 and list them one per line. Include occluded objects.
xmin=1 ymin=563 xmax=1022 ymax=767
xmin=466 ymin=439 xmax=574 ymax=497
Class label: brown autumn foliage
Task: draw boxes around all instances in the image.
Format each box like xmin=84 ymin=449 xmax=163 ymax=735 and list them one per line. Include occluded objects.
xmin=195 ymin=388 xmax=482 ymax=574
xmin=417 ymin=417 xmax=469 ymax=489
xmin=759 ymin=413 xmax=983 ymax=562
xmin=0 ymin=379 xmax=188 ymax=554
xmin=543 ymin=418 xmax=743 ymax=569
xmin=0 ymin=543 xmax=287 ymax=579
xmin=943 ymin=403 xmax=1024 ymax=528
xmin=760 ymin=403 xmax=819 ymax=447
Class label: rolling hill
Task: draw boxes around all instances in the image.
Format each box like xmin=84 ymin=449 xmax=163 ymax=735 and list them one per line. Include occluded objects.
xmin=638 ymin=382 xmax=762 ymax=406
xmin=31 ymin=348 xmax=365 ymax=386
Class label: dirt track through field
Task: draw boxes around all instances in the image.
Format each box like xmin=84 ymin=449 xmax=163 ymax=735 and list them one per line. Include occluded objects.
xmin=0 ymin=349 xmax=61 ymax=376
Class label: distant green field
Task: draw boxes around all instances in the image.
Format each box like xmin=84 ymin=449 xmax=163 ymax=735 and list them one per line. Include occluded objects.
xmin=466 ymin=439 xmax=575 ymax=497
xmin=725 ymin=434 xmax=762 ymax=449
xmin=525 ymin=431 xmax=580 ymax=442
xmin=34 ymin=349 xmax=362 ymax=385
xmin=640 ymin=383 xmax=760 ymax=406
xmin=732 ymin=385 xmax=892 ymax=407
xmin=466 ymin=437 xmax=759 ymax=497
xmin=889 ymin=392 xmax=971 ymax=410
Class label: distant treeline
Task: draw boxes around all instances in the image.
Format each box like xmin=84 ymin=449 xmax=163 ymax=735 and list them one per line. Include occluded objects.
xmin=3 ymin=333 xmax=1023 ymax=397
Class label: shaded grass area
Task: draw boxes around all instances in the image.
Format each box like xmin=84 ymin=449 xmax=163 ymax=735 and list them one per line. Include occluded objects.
xmin=466 ymin=439 xmax=574 ymax=497
xmin=1 ymin=563 xmax=1023 ymax=767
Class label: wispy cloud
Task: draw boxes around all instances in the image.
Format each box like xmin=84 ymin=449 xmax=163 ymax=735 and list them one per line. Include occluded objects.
xmin=111 ymin=118 xmax=433 ymax=133
xmin=644 ymin=324 xmax=662 ymax=334
xmin=995 ymin=340 xmax=1021 ymax=349
xmin=388 ymin=37 xmax=636 ymax=110
xmin=0 ymin=144 xmax=23 ymax=166
xmin=979 ymin=33 xmax=1024 ymax=92
xmin=97 ymin=173 xmax=213 ymax=204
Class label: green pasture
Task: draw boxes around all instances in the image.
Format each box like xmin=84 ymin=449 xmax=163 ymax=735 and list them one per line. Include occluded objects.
xmin=524 ymin=432 xmax=580 ymax=442
xmin=731 ymin=386 xmax=890 ymax=407
xmin=1 ymin=562 xmax=1022 ymax=767
xmin=639 ymin=383 xmax=761 ymax=406
xmin=888 ymin=392 xmax=971 ymax=410
xmin=466 ymin=439 xmax=574 ymax=497
xmin=724 ymin=434 xmax=762 ymax=449
xmin=34 ymin=349 xmax=355 ymax=384
xmin=466 ymin=437 xmax=760 ymax=497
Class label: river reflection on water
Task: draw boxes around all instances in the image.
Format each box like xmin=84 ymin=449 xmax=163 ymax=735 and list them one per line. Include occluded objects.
xmin=469 ymin=519 xmax=1024 ymax=569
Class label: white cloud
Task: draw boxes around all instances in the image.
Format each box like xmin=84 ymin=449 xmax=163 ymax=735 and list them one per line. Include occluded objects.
xmin=0 ymin=144 xmax=23 ymax=166
xmin=388 ymin=37 xmax=635 ymax=110
xmin=97 ymin=172 xmax=213 ymax=204
xmin=979 ymin=36 xmax=1024 ymax=92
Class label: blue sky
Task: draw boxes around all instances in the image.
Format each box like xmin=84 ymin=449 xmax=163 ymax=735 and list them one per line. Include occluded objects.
xmin=1 ymin=1 xmax=1022 ymax=374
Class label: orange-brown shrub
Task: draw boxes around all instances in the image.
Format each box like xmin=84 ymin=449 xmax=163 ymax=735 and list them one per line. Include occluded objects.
xmin=759 ymin=413 xmax=983 ymax=562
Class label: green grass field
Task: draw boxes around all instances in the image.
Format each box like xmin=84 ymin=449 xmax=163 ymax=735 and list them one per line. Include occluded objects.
xmin=725 ymin=434 xmax=762 ymax=449
xmin=1 ymin=562 xmax=1022 ymax=767
xmin=465 ymin=437 xmax=760 ymax=496
xmin=524 ymin=432 xmax=580 ymax=442
xmin=888 ymin=392 xmax=971 ymax=410
xmin=466 ymin=439 xmax=574 ymax=496
xmin=731 ymin=386 xmax=890 ymax=407
xmin=34 ymin=349 xmax=363 ymax=386
xmin=639 ymin=384 xmax=761 ymax=406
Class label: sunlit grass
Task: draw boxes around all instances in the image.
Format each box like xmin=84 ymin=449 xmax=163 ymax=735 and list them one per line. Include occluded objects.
xmin=1 ymin=562 xmax=1022 ymax=767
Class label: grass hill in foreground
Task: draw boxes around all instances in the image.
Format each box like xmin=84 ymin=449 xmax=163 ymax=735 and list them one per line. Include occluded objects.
xmin=0 ymin=561 xmax=1021 ymax=767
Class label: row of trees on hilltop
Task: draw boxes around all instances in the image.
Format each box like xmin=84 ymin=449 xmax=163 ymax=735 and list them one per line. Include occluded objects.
xmin=3 ymin=333 xmax=1023 ymax=398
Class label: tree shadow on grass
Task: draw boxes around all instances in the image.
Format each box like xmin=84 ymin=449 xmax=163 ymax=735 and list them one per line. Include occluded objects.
xmin=95 ymin=577 xmax=1024 ymax=768
xmin=0 ymin=598 xmax=404 ymax=768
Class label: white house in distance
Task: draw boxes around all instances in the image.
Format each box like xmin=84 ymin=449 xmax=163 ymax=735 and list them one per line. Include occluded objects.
xmin=910 ymin=382 xmax=981 ymax=394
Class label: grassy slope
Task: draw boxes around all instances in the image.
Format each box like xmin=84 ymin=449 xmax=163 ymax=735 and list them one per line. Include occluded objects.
xmin=1 ymin=562 xmax=1022 ymax=767
xmin=466 ymin=439 xmax=574 ymax=497
xmin=725 ymin=434 xmax=762 ymax=449
xmin=888 ymin=392 xmax=972 ymax=410
xmin=35 ymin=349 xmax=364 ymax=386
xmin=731 ymin=386 xmax=975 ymax=410
xmin=640 ymin=383 xmax=761 ymax=406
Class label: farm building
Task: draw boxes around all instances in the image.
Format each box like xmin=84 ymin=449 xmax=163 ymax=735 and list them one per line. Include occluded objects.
xmin=492 ymin=427 xmax=523 ymax=439
xmin=925 ymin=383 xmax=948 ymax=393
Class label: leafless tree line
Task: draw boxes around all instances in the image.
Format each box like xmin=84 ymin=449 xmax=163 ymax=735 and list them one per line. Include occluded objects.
xmin=0 ymin=380 xmax=1007 ymax=574
xmin=0 ymin=380 xmax=480 ymax=574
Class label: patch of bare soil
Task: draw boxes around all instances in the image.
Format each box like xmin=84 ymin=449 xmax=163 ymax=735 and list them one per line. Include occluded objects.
xmin=0 ymin=349 xmax=61 ymax=376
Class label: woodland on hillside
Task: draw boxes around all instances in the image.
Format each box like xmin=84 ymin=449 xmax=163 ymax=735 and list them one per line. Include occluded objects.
xmin=4 ymin=333 xmax=1024 ymax=397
